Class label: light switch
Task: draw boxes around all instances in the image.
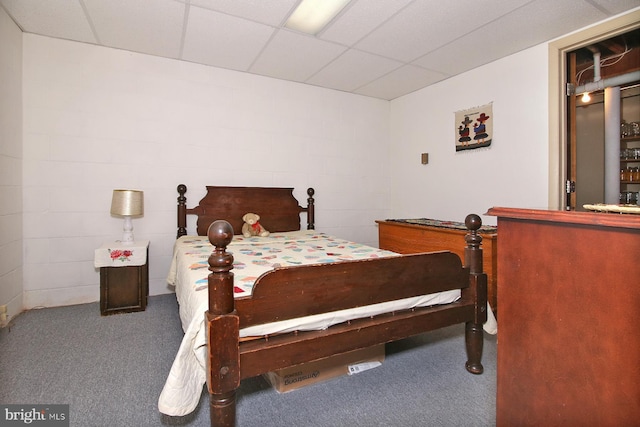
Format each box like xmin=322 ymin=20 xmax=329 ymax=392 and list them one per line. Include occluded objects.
xmin=421 ymin=153 xmax=429 ymax=164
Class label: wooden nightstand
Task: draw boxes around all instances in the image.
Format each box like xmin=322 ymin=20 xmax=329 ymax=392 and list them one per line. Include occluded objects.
xmin=94 ymin=240 xmax=149 ymax=315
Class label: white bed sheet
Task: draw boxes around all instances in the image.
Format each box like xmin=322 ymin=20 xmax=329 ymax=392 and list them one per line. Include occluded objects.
xmin=158 ymin=231 xmax=464 ymax=416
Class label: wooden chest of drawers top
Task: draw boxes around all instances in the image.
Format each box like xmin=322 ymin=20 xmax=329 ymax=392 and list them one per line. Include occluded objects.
xmin=376 ymin=219 xmax=497 ymax=315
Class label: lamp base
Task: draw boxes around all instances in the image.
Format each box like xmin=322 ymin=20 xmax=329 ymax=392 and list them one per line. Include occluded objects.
xmin=121 ymin=216 xmax=135 ymax=244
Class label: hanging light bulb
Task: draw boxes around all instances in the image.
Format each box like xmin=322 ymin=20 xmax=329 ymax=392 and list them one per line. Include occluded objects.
xmin=581 ymin=92 xmax=591 ymax=103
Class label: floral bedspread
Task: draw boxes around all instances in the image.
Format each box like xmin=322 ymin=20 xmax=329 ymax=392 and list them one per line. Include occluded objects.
xmin=167 ymin=230 xmax=397 ymax=298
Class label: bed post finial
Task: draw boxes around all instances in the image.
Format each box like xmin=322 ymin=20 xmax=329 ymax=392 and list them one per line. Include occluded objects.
xmin=307 ymin=187 xmax=315 ymax=230
xmin=464 ymin=214 xmax=483 ymax=274
xmin=206 ymin=220 xmax=240 ymax=427
xmin=177 ymin=184 xmax=187 ymax=238
xmin=463 ymin=213 xmax=486 ymax=375
xmin=207 ymin=220 xmax=235 ymax=314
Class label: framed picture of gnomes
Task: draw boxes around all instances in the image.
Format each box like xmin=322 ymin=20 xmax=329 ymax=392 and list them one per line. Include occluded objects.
xmin=455 ymin=103 xmax=493 ymax=152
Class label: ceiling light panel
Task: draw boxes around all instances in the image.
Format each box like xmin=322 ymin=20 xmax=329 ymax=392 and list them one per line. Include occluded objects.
xmin=285 ymin=0 xmax=352 ymax=35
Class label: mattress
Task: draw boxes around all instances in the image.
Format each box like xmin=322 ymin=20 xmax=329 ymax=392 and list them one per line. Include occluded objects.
xmin=158 ymin=230 xmax=462 ymax=416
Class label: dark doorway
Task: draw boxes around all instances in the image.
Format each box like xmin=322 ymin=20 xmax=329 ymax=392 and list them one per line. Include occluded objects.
xmin=566 ymin=29 xmax=640 ymax=210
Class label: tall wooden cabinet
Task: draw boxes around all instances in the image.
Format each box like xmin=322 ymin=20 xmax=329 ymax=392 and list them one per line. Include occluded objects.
xmin=487 ymin=207 xmax=640 ymax=427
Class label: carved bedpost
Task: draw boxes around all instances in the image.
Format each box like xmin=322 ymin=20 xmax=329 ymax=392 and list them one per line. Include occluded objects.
xmin=463 ymin=214 xmax=487 ymax=375
xmin=206 ymin=221 xmax=240 ymax=427
xmin=177 ymin=184 xmax=187 ymax=238
xmin=307 ymin=188 xmax=315 ymax=230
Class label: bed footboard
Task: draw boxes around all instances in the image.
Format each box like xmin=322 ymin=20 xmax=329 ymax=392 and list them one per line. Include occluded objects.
xmin=204 ymin=215 xmax=487 ymax=427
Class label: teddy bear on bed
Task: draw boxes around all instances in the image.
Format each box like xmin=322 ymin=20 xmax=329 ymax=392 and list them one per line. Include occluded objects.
xmin=242 ymin=213 xmax=270 ymax=238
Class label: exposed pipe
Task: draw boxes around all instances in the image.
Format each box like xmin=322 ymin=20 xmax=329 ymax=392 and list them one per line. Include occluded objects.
xmin=593 ymin=51 xmax=601 ymax=82
xmin=573 ymin=70 xmax=640 ymax=95
xmin=587 ymin=47 xmax=602 ymax=82
xmin=604 ymin=87 xmax=621 ymax=205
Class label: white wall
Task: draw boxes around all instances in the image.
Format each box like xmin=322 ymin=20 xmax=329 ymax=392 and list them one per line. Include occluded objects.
xmin=389 ymin=44 xmax=550 ymax=226
xmin=16 ymin=10 xmax=637 ymax=310
xmin=21 ymin=35 xmax=391 ymax=309
xmin=0 ymin=7 xmax=23 ymax=324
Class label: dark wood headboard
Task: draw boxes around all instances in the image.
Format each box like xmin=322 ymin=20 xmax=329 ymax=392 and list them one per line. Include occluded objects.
xmin=177 ymin=184 xmax=315 ymax=237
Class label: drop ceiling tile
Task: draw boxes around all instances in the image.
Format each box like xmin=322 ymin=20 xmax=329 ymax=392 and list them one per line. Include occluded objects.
xmin=0 ymin=0 xmax=96 ymax=43
xmin=590 ymin=0 xmax=640 ymax=14
xmin=354 ymin=64 xmax=448 ymax=100
xmin=319 ymin=0 xmax=413 ymax=46
xmin=250 ymin=29 xmax=348 ymax=83
xmin=515 ymin=0 xmax=611 ymax=28
xmin=412 ymin=35 xmax=504 ymax=78
xmin=3 ymin=0 xmax=638 ymax=101
xmin=182 ymin=6 xmax=275 ymax=71
xmin=83 ymin=0 xmax=185 ymax=58
xmin=307 ymin=49 xmax=402 ymax=92
xmin=414 ymin=0 xmax=611 ymax=76
xmin=354 ymin=0 xmax=530 ymax=62
xmin=189 ymin=0 xmax=299 ymax=26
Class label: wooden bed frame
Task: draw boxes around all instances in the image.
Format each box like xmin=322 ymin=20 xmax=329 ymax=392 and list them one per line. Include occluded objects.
xmin=176 ymin=184 xmax=487 ymax=427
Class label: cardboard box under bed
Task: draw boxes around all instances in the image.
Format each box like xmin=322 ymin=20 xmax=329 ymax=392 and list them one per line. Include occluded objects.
xmin=264 ymin=345 xmax=386 ymax=393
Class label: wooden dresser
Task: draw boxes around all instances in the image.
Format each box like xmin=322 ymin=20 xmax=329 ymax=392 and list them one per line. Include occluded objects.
xmin=487 ymin=207 xmax=640 ymax=426
xmin=376 ymin=219 xmax=498 ymax=315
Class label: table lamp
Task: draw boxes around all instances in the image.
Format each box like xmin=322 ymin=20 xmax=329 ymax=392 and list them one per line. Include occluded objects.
xmin=110 ymin=189 xmax=144 ymax=243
